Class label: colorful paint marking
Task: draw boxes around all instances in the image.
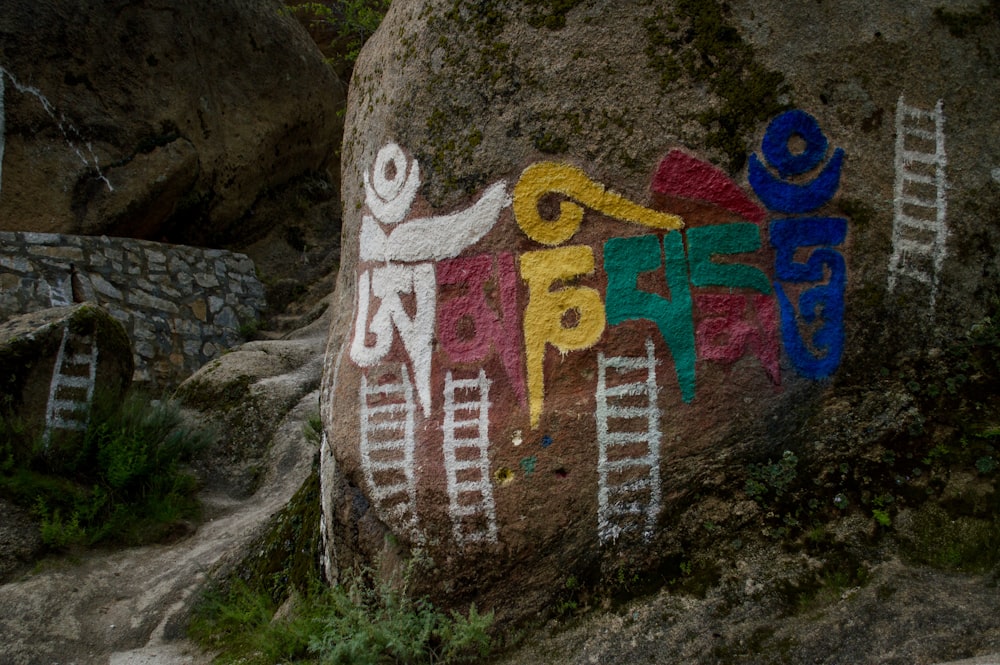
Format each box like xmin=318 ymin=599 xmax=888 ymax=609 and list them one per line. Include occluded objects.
xmin=513 ymin=161 xmax=682 ymax=245
xmin=888 ymin=96 xmax=948 ymax=310
xmin=350 ymin=143 xmax=510 ymax=415
xmin=442 ymin=369 xmax=498 ymax=545
xmin=359 ymin=364 xmax=420 ymax=539
xmin=437 ymin=253 xmax=526 ymax=404
xmin=520 ymin=245 xmax=606 ymax=427
xmin=345 ymin=113 xmax=849 ymax=545
xmin=750 ymin=109 xmax=848 ymax=380
xmin=43 ymin=325 xmax=98 ymax=446
xmin=596 ymin=338 xmax=662 ymax=543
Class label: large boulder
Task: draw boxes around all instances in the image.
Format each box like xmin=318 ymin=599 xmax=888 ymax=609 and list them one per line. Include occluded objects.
xmin=0 ymin=0 xmax=344 ymax=246
xmin=0 ymin=303 xmax=133 ymax=453
xmin=320 ymin=0 xmax=1000 ymax=627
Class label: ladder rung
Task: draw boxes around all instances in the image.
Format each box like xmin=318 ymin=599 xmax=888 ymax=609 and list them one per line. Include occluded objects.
xmin=901 ymin=150 xmax=939 ymax=165
xmin=372 ymin=482 xmax=409 ymax=497
xmin=451 ymin=502 xmax=487 ymax=517
xmin=49 ymin=418 xmax=87 ymax=431
xmin=53 ymin=375 xmax=92 ymax=389
xmin=600 ymin=430 xmax=654 ymax=446
xmin=898 ymin=195 xmax=937 ymax=209
xmin=367 ymin=459 xmax=408 ymax=472
xmin=365 ymin=381 xmax=407 ymax=396
xmin=890 ymin=263 xmax=934 ymax=284
xmin=603 ymin=456 xmax=656 ymax=472
xmin=894 ymin=214 xmax=942 ymax=233
xmin=899 ymin=169 xmax=936 ymax=185
xmin=363 ymin=436 xmax=409 ymax=450
xmin=453 ymin=479 xmax=488 ymax=494
xmin=366 ymin=401 xmax=408 ymax=415
xmin=901 ymin=126 xmax=935 ymax=141
xmin=604 ymin=405 xmax=656 ymax=420
xmin=448 ymin=459 xmax=486 ymax=473
xmin=602 ymin=383 xmax=650 ymax=399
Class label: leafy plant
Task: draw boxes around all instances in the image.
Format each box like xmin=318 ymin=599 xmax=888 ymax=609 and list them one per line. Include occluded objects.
xmin=0 ymin=390 xmax=211 ymax=548
xmin=190 ymin=570 xmax=493 ymax=665
xmin=872 ymin=509 xmax=891 ymax=527
xmin=309 ymin=574 xmax=492 ymax=665
xmin=283 ymin=0 xmax=392 ymax=66
xmin=745 ymin=450 xmax=799 ymax=503
xmin=304 ymin=411 xmax=324 ymax=445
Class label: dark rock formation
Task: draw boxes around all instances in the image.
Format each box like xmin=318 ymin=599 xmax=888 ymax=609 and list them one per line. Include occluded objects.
xmin=0 ymin=0 xmax=344 ymax=246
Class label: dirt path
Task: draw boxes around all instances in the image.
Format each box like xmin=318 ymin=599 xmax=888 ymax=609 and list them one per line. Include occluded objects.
xmin=0 ymin=389 xmax=319 ymax=665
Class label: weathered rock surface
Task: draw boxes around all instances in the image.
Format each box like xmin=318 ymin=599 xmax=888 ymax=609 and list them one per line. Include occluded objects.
xmin=319 ymin=0 xmax=1000 ymax=639
xmin=177 ymin=306 xmax=329 ymax=497
xmin=492 ymin=556 xmax=1000 ymax=665
xmin=0 ymin=0 xmax=344 ymax=246
xmin=0 ymin=303 xmax=132 ymax=446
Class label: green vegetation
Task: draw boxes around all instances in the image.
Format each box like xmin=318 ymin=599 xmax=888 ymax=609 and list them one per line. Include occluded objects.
xmin=190 ymin=471 xmax=493 ymax=663
xmin=745 ymin=450 xmax=799 ymax=505
xmin=308 ymin=574 xmax=493 ymax=665
xmin=0 ymin=390 xmax=210 ymax=548
xmin=283 ymin=0 xmax=392 ymax=66
xmin=191 ymin=570 xmax=493 ymax=665
xmin=899 ymin=504 xmax=1000 ymax=573
xmin=934 ymin=0 xmax=999 ymax=38
xmin=644 ymin=0 xmax=789 ymax=171
xmin=521 ymin=0 xmax=587 ymax=30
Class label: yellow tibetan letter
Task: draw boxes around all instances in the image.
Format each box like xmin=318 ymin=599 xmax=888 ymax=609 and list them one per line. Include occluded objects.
xmin=520 ymin=245 xmax=606 ymax=428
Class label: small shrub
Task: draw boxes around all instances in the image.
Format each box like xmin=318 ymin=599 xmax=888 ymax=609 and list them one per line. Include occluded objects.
xmin=0 ymin=390 xmax=211 ymax=547
xmin=283 ymin=0 xmax=392 ymax=65
xmin=745 ymin=450 xmax=799 ymax=503
xmin=308 ymin=572 xmax=492 ymax=665
xmin=190 ymin=571 xmax=493 ymax=665
xmin=872 ymin=509 xmax=891 ymax=527
xmin=34 ymin=498 xmax=86 ymax=549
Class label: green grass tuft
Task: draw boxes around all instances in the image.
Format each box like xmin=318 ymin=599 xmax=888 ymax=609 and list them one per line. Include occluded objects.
xmin=0 ymin=390 xmax=211 ymax=548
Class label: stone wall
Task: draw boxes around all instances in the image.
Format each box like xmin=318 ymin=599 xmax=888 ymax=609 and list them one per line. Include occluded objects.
xmin=0 ymin=231 xmax=265 ymax=389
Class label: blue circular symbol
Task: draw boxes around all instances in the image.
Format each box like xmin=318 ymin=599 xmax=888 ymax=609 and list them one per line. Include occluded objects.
xmin=761 ymin=109 xmax=828 ymax=178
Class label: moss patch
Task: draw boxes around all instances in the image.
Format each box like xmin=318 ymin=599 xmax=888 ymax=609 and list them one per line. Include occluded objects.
xmin=521 ymin=0 xmax=587 ymax=30
xmin=643 ymin=0 xmax=789 ymax=172
xmin=229 ymin=467 xmax=323 ymax=603
xmin=934 ymin=1 xmax=1000 ymax=38
xmin=899 ymin=503 xmax=1000 ymax=572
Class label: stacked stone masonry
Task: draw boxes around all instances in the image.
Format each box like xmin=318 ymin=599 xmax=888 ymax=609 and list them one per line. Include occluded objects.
xmin=0 ymin=231 xmax=266 ymax=389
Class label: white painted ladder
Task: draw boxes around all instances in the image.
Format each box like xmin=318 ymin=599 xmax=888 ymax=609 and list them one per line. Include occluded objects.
xmin=888 ymin=96 xmax=948 ymax=309
xmin=359 ymin=364 xmax=419 ymax=538
xmin=442 ymin=369 xmax=497 ymax=546
xmin=596 ymin=338 xmax=662 ymax=544
xmin=43 ymin=325 xmax=98 ymax=444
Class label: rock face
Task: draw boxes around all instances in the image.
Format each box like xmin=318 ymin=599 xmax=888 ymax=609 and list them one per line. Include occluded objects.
xmin=0 ymin=0 xmax=344 ymax=245
xmin=320 ymin=0 xmax=1000 ymax=626
xmin=176 ymin=311 xmax=329 ymax=498
xmin=0 ymin=304 xmax=132 ymax=450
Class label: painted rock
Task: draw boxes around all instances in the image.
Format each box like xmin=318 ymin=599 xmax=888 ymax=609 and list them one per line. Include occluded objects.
xmin=320 ymin=0 xmax=1000 ymax=622
xmin=0 ymin=304 xmax=133 ymax=454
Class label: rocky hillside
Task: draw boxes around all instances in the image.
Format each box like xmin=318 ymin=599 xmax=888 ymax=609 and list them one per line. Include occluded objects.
xmin=0 ymin=1 xmax=999 ymax=664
